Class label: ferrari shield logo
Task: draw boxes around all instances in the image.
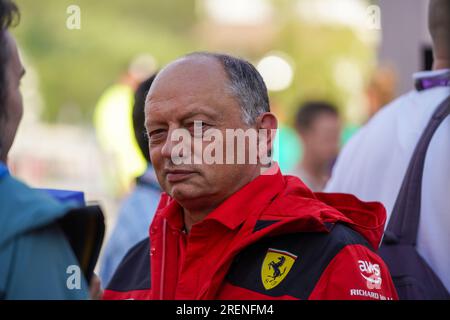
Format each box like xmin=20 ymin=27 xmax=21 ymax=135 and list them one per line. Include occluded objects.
xmin=261 ymin=248 xmax=297 ymax=290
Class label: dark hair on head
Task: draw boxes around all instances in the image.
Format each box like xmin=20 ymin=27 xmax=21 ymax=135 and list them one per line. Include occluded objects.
xmin=0 ymin=0 xmax=18 ymax=30
xmin=0 ymin=0 xmax=20 ymax=118
xmin=133 ymin=74 xmax=157 ymax=163
xmin=428 ymin=0 xmax=450 ymax=59
xmin=295 ymin=101 xmax=339 ymax=132
xmin=185 ymin=52 xmax=270 ymax=125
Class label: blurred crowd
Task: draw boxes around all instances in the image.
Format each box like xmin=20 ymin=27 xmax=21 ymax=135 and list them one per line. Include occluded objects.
xmin=0 ymin=0 xmax=449 ymax=300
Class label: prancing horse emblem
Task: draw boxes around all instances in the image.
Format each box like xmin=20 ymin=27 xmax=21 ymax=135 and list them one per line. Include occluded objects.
xmin=261 ymin=248 xmax=297 ymax=290
xmin=268 ymin=256 xmax=286 ymax=280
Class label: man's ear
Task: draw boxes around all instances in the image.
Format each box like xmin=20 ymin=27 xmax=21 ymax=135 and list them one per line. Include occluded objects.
xmin=256 ymin=112 xmax=278 ymax=165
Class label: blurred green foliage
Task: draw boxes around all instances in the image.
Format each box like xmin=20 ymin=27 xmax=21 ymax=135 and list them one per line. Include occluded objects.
xmin=13 ymin=0 xmax=375 ymax=126
xmin=14 ymin=0 xmax=198 ymax=123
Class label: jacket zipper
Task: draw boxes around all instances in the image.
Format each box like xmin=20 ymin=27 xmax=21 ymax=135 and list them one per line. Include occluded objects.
xmin=160 ymin=218 xmax=167 ymax=300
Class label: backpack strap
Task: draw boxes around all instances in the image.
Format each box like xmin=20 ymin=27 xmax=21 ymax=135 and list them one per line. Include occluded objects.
xmin=384 ymin=95 xmax=450 ymax=245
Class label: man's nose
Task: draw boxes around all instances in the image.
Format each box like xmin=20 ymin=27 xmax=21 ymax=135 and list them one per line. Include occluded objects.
xmin=160 ymin=128 xmax=190 ymax=163
xmin=161 ymin=131 xmax=176 ymax=159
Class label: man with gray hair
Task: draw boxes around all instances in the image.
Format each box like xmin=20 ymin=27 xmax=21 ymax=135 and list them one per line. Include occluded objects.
xmin=104 ymin=52 xmax=397 ymax=300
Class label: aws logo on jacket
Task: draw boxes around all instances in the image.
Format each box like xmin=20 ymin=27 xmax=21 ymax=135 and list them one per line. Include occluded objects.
xmin=103 ymin=168 xmax=398 ymax=300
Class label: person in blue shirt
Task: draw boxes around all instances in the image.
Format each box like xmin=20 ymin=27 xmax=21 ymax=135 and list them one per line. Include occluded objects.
xmin=0 ymin=0 xmax=89 ymax=299
xmin=99 ymin=75 xmax=161 ymax=287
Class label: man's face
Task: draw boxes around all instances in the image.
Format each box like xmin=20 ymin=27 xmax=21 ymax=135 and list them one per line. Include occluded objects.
xmin=302 ymin=113 xmax=341 ymax=164
xmin=145 ymin=56 xmax=261 ymax=211
xmin=0 ymin=32 xmax=24 ymax=162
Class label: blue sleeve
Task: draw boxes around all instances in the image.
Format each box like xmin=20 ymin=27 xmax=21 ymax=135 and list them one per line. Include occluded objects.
xmin=99 ymin=187 xmax=158 ymax=287
xmin=3 ymin=223 xmax=89 ymax=300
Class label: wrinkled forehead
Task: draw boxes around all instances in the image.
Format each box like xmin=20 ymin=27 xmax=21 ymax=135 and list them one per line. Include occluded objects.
xmin=146 ymin=55 xmax=229 ymax=105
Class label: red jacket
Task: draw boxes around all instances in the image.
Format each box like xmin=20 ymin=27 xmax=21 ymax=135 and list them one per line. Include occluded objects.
xmin=103 ymin=167 xmax=398 ymax=300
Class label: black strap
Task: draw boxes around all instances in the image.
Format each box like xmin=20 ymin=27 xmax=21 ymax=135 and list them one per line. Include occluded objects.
xmin=384 ymin=95 xmax=450 ymax=245
xmin=58 ymin=205 xmax=105 ymax=283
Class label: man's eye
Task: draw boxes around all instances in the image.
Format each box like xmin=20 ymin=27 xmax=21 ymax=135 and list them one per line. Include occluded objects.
xmin=149 ymin=128 xmax=165 ymax=135
xmin=188 ymin=123 xmax=210 ymax=136
xmin=148 ymin=129 xmax=166 ymax=139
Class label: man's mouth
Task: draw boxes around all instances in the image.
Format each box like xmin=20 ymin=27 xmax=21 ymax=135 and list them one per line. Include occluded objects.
xmin=165 ymin=169 xmax=197 ymax=183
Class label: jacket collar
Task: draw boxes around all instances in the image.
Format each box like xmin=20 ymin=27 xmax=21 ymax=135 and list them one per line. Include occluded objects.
xmin=204 ymin=164 xmax=285 ymax=230
xmin=160 ymin=163 xmax=285 ymax=232
xmin=0 ymin=175 xmax=75 ymax=246
xmin=414 ymin=69 xmax=450 ymax=91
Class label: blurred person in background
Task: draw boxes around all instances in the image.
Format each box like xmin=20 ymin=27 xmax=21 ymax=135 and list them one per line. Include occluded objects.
xmin=99 ymin=74 xmax=161 ymax=288
xmin=93 ymin=55 xmax=156 ymax=196
xmin=292 ymin=101 xmax=341 ymax=192
xmin=365 ymin=65 xmax=398 ymax=119
xmin=270 ymin=101 xmax=302 ymax=173
xmin=326 ymin=0 xmax=450 ymax=299
xmin=0 ymin=0 xmax=90 ymax=299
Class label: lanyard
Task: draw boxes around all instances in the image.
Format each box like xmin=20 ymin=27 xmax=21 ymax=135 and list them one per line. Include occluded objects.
xmin=415 ymin=72 xmax=450 ymax=91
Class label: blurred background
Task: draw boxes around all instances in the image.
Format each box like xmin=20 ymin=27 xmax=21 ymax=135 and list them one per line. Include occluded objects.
xmin=7 ymin=0 xmax=432 ymax=261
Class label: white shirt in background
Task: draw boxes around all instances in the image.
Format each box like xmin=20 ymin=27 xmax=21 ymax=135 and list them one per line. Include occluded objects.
xmin=325 ymin=69 xmax=450 ymax=291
